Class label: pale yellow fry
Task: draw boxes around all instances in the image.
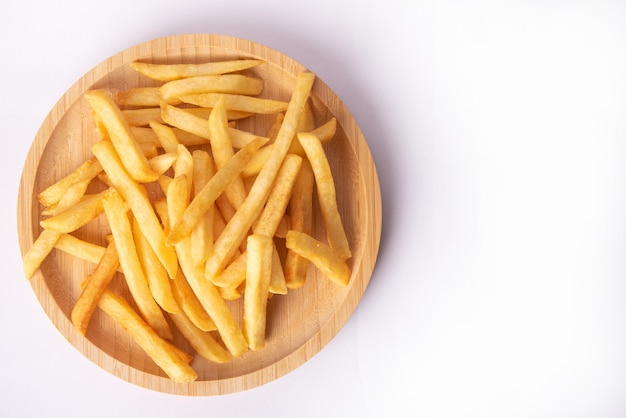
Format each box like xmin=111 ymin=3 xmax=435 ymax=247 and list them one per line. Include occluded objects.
xmin=269 ymin=243 xmax=287 ymax=295
xmin=191 ymin=150 xmax=215 ymax=266
xmin=208 ymin=95 xmax=247 ymax=209
xmin=148 ymin=152 xmax=177 ymax=176
xmin=181 ymin=93 xmax=288 ymax=114
xmin=242 ymin=234 xmax=273 ymax=350
xmin=116 ymin=87 xmax=162 ymax=107
xmin=172 ymin=269 xmax=216 ymax=332
xmin=91 ymin=140 xmax=178 ymax=279
xmin=71 ymin=240 xmax=119 ymax=335
xmin=124 ymin=106 xmax=251 ymax=126
xmin=210 ymin=251 xmax=247 ymax=288
xmin=160 ymin=102 xmax=265 ymax=148
xmin=54 ymin=233 xmax=106 ymax=265
xmin=97 ymin=290 xmax=197 ymax=382
xmin=167 ymin=137 xmax=267 ymax=245
xmin=204 ymin=72 xmax=316 ymax=279
xmin=84 ymin=90 xmax=158 ymax=183
xmin=160 ymin=74 xmax=263 ymax=103
xmin=148 ymin=121 xmax=180 ymax=154
xmin=102 ymin=189 xmax=172 ymax=340
xmin=168 ymin=311 xmax=230 ymax=363
xmin=130 ymin=59 xmax=263 ymax=81
xmin=133 ymin=220 xmax=179 ymax=314
xmin=39 ymin=189 xmax=108 ymax=233
xmin=297 ymin=132 xmax=351 ymax=261
xmin=242 ymin=117 xmax=336 ymax=178
xmin=38 ymin=157 xmax=102 ymax=207
xmin=23 ymin=229 xmax=62 ymax=279
xmin=285 ymin=230 xmax=351 ymax=286
xmin=41 ymin=178 xmax=91 ymax=217
xmin=174 ymin=144 xmax=194 ymax=198
xmin=285 ymin=160 xmax=315 ymax=289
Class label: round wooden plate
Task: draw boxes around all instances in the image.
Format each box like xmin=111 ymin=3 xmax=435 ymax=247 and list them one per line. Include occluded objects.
xmin=17 ymin=34 xmax=381 ymax=396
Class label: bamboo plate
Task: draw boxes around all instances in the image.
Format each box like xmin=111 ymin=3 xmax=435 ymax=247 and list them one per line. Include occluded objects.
xmin=17 ymin=34 xmax=381 ymax=396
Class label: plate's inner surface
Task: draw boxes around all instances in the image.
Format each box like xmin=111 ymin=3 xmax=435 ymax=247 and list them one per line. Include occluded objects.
xmin=31 ymin=44 xmax=366 ymax=382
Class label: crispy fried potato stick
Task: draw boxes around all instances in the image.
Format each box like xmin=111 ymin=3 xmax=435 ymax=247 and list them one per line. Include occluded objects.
xmin=242 ymin=234 xmax=273 ymax=350
xmin=160 ymin=74 xmax=263 ymax=103
xmin=23 ymin=229 xmax=62 ymax=279
xmin=38 ymin=157 xmax=102 ymax=207
xmin=130 ymin=59 xmax=263 ymax=81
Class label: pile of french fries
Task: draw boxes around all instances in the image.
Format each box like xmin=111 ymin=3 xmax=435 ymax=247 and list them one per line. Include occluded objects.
xmin=22 ymin=59 xmax=352 ymax=382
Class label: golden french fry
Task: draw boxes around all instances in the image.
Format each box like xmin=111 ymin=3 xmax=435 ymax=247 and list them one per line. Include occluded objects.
xmin=174 ymin=144 xmax=194 ymax=198
xmin=171 ymin=270 xmax=216 ymax=332
xmin=132 ymin=126 xmax=207 ymax=149
xmin=102 ymin=188 xmax=172 ymax=340
xmin=148 ymin=152 xmax=177 ymax=176
xmin=133 ymin=220 xmax=179 ymax=314
xmin=242 ymin=234 xmax=273 ymax=350
xmin=54 ymin=233 xmax=107 ymax=266
xmin=148 ymin=121 xmax=180 ymax=154
xmin=181 ymin=93 xmax=288 ymax=114
xmin=71 ymin=240 xmax=119 ymax=335
xmin=37 ymin=157 xmax=102 ymax=207
xmin=191 ymin=150 xmax=215 ymax=266
xmin=91 ymin=139 xmax=178 ymax=279
xmin=41 ymin=178 xmax=91 ymax=217
xmin=160 ymin=74 xmax=263 ymax=103
xmin=285 ymin=230 xmax=351 ymax=286
xmin=208 ymin=95 xmax=248 ymax=209
xmin=285 ymin=160 xmax=315 ymax=289
xmin=269 ymin=243 xmax=287 ymax=295
xmin=205 ymin=72 xmax=316 ymax=279
xmin=167 ymin=136 xmax=267 ymax=245
xmin=84 ymin=90 xmax=159 ymax=183
xmin=210 ymin=251 xmax=247 ymax=288
xmin=39 ymin=189 xmax=109 ymax=233
xmin=124 ymin=106 xmax=251 ymax=126
xmin=130 ymin=59 xmax=263 ymax=81
xmin=168 ymin=311 xmax=230 ymax=363
xmin=116 ymin=87 xmax=162 ymax=107
xmin=97 ymin=290 xmax=197 ymax=382
xmin=23 ymin=229 xmax=62 ymax=279
xmin=297 ymin=132 xmax=351 ymax=261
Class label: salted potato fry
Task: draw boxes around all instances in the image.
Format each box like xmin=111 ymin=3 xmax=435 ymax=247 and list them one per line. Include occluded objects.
xmin=71 ymin=240 xmax=119 ymax=335
xmin=23 ymin=229 xmax=62 ymax=279
xmin=123 ymin=107 xmax=251 ymax=127
xmin=168 ymin=311 xmax=230 ymax=363
xmin=41 ymin=178 xmax=91 ymax=216
xmin=148 ymin=152 xmax=177 ymax=176
xmin=117 ymin=87 xmax=162 ymax=107
xmin=160 ymin=74 xmax=263 ymax=103
xmin=208 ymin=95 xmax=248 ymax=209
xmin=84 ymin=90 xmax=159 ymax=183
xmin=102 ymin=189 xmax=172 ymax=340
xmin=130 ymin=59 xmax=263 ymax=81
xmin=171 ymin=270 xmax=216 ymax=332
xmin=181 ymin=93 xmax=288 ymax=114
xmin=39 ymin=189 xmax=109 ymax=233
xmin=167 ymin=136 xmax=267 ymax=245
xmin=242 ymin=234 xmax=273 ymax=350
xmin=38 ymin=157 xmax=102 ymax=207
xmin=191 ymin=150 xmax=215 ymax=266
xmin=133 ymin=220 xmax=179 ymax=314
xmin=285 ymin=160 xmax=315 ymax=289
xmin=285 ymin=230 xmax=351 ymax=286
xmin=205 ymin=72 xmax=316 ymax=279
xmin=97 ymin=290 xmax=197 ymax=382
xmin=91 ymin=139 xmax=178 ymax=279
xmin=297 ymin=132 xmax=351 ymax=261
xmin=54 ymin=233 xmax=106 ymax=265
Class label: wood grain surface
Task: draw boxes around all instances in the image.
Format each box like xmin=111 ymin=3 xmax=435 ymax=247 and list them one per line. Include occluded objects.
xmin=17 ymin=34 xmax=381 ymax=395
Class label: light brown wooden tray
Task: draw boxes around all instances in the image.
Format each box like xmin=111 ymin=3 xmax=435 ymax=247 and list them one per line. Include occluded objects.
xmin=17 ymin=34 xmax=381 ymax=396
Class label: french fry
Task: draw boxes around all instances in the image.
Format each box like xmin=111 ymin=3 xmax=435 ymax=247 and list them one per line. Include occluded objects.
xmin=167 ymin=136 xmax=267 ymax=245
xmin=205 ymin=71 xmax=316 ymax=279
xmin=191 ymin=150 xmax=215 ymax=266
xmin=123 ymin=106 xmax=251 ymax=127
xmin=130 ymin=59 xmax=263 ymax=81
xmin=171 ymin=270 xmax=216 ymax=332
xmin=23 ymin=229 xmax=62 ymax=279
xmin=208 ymin=95 xmax=248 ymax=209
xmin=37 ymin=157 xmax=102 ymax=207
xmin=160 ymin=74 xmax=263 ymax=103
xmin=181 ymin=93 xmax=288 ymax=114
xmin=71 ymin=240 xmax=119 ymax=335
xmin=116 ymin=87 xmax=162 ymax=107
xmin=168 ymin=311 xmax=230 ymax=363
xmin=39 ymin=189 xmax=109 ymax=234
xmin=148 ymin=152 xmax=177 ymax=176
xmin=84 ymin=90 xmax=159 ymax=183
xmin=91 ymin=139 xmax=178 ymax=279
xmin=133 ymin=220 xmax=179 ymax=314
xmin=41 ymin=178 xmax=91 ymax=216
xmin=297 ymin=132 xmax=351 ymax=261
xmin=242 ymin=234 xmax=273 ymax=350
xmin=132 ymin=126 xmax=207 ymax=149
xmin=102 ymin=189 xmax=172 ymax=340
xmin=174 ymin=144 xmax=194 ymax=198
xmin=97 ymin=290 xmax=197 ymax=382
xmin=285 ymin=230 xmax=351 ymax=286
xmin=54 ymin=233 xmax=107 ymax=266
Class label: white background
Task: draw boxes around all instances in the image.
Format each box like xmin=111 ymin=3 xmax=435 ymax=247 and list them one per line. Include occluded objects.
xmin=3 ymin=0 xmax=626 ymax=417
